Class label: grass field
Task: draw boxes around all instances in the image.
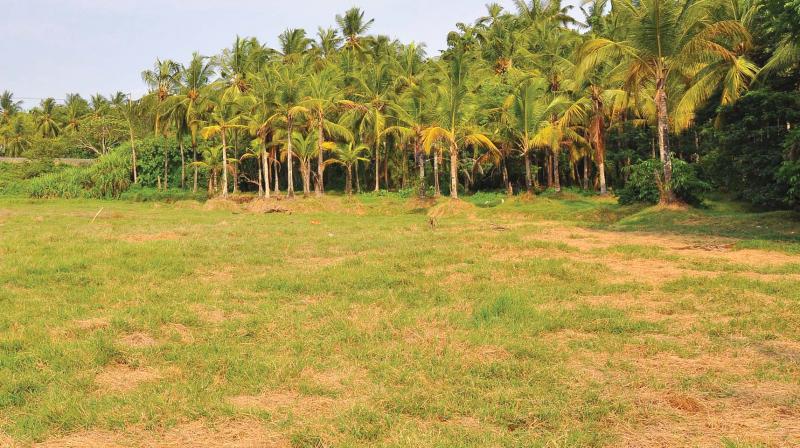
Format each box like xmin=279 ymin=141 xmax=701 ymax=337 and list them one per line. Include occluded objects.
xmin=1 ymin=193 xmax=799 ymax=447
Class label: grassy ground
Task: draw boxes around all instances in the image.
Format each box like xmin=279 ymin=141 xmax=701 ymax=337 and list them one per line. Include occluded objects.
xmin=0 ymin=193 xmax=799 ymax=447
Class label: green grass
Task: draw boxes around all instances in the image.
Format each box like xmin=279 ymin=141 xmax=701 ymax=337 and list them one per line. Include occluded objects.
xmin=1 ymin=194 xmax=799 ymax=447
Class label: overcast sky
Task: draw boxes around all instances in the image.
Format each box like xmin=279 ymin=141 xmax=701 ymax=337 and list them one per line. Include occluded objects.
xmin=1 ymin=0 xmax=582 ymax=106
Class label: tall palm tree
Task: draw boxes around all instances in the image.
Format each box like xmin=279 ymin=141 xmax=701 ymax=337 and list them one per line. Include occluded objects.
xmin=34 ymin=98 xmax=61 ymax=138
xmin=579 ymin=0 xmax=754 ymax=202
xmin=336 ymin=7 xmax=375 ymax=53
xmin=384 ymin=83 xmax=434 ymax=198
xmin=141 ymin=58 xmax=180 ymax=134
xmin=326 ymin=141 xmax=370 ymax=196
xmin=341 ymin=61 xmax=395 ymax=192
xmin=422 ymin=50 xmax=497 ymax=199
xmin=301 ymin=66 xmax=351 ymax=195
xmin=289 ymin=131 xmax=320 ymax=196
xmin=166 ymin=52 xmax=216 ymax=191
xmin=263 ymin=64 xmax=309 ymax=198
xmin=63 ymin=94 xmax=88 ymax=133
xmin=199 ymin=98 xmax=248 ymax=198
xmin=506 ymin=76 xmax=550 ymax=193
xmin=278 ymin=28 xmax=312 ymax=64
xmin=0 ymin=91 xmax=23 ymax=127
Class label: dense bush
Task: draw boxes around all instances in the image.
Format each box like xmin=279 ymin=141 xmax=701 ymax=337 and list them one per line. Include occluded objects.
xmin=700 ymin=89 xmax=800 ymax=209
xmin=619 ymin=158 xmax=710 ymax=206
xmin=120 ymin=184 xmax=207 ymax=202
xmin=27 ymin=167 xmax=88 ymax=199
xmin=0 ymin=160 xmax=58 ymax=195
xmin=27 ymin=148 xmax=131 ymax=199
xmin=125 ymin=136 xmax=188 ymax=188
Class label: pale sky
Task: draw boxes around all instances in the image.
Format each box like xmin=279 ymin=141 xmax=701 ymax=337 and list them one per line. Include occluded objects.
xmin=1 ymin=0 xmax=582 ymax=105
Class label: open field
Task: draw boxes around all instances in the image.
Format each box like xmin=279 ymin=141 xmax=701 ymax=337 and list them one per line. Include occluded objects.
xmin=1 ymin=194 xmax=799 ymax=447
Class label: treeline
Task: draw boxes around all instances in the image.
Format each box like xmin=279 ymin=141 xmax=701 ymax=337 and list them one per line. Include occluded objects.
xmin=1 ymin=0 xmax=799 ymax=208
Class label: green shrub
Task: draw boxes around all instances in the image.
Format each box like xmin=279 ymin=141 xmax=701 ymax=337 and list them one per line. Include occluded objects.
xmin=119 ymin=185 xmax=207 ymax=202
xmin=619 ymin=158 xmax=710 ymax=206
xmin=27 ymin=168 xmax=87 ymax=199
xmin=0 ymin=161 xmax=59 ymax=195
xmin=27 ymin=148 xmax=131 ymax=199
xmin=83 ymin=149 xmax=131 ymax=198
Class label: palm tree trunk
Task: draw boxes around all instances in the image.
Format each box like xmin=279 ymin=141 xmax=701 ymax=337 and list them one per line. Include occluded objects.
xmin=232 ymin=131 xmax=240 ymax=194
xmin=221 ymin=130 xmax=229 ymax=198
xmin=655 ymin=74 xmax=675 ymax=203
xmin=286 ymin=120 xmax=295 ymax=198
xmin=316 ymin=124 xmax=325 ymax=196
xmin=257 ymin=157 xmax=264 ymax=197
xmin=302 ymin=161 xmax=311 ymax=196
xmin=180 ymin=140 xmax=186 ymax=189
xmin=346 ymin=164 xmax=353 ymax=196
xmin=524 ymin=150 xmax=533 ymax=194
xmin=355 ymin=161 xmax=361 ymax=193
xmin=129 ymin=128 xmax=138 ymax=184
xmin=416 ymin=141 xmax=426 ymax=199
xmin=163 ymin=146 xmax=169 ymax=190
xmin=374 ymin=145 xmax=380 ymax=192
xmin=433 ymin=150 xmax=441 ymax=197
xmin=583 ymin=156 xmax=589 ymax=190
xmin=272 ymin=148 xmax=280 ymax=194
xmin=502 ymin=155 xmax=512 ymax=195
xmin=262 ymin=149 xmax=271 ymax=199
xmin=553 ymin=150 xmax=561 ymax=192
xmin=192 ymin=143 xmax=198 ymax=193
xmin=546 ymin=153 xmax=553 ymax=188
xmin=449 ymin=142 xmax=458 ymax=199
xmin=383 ymin=142 xmax=389 ymax=189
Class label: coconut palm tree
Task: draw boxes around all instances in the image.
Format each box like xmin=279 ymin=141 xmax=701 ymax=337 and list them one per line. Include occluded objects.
xmin=289 ymin=131 xmax=320 ymax=196
xmin=579 ymin=0 xmax=754 ymax=202
xmin=199 ymin=98 xmax=248 ymax=198
xmin=506 ymin=76 xmax=550 ymax=193
xmin=278 ymin=28 xmax=312 ymax=64
xmin=166 ymin=52 xmax=216 ymax=190
xmin=0 ymin=91 xmax=22 ymax=127
xmin=341 ymin=61 xmax=395 ymax=192
xmin=191 ymin=145 xmax=231 ymax=195
xmin=383 ymin=83 xmax=434 ymax=198
xmin=262 ymin=63 xmax=309 ymax=198
xmin=63 ymin=94 xmax=89 ymax=133
xmin=336 ymin=7 xmax=375 ymax=53
xmin=422 ymin=50 xmax=497 ymax=199
xmin=141 ymin=58 xmax=180 ymax=134
xmin=301 ymin=66 xmax=352 ymax=195
xmin=33 ymin=98 xmax=61 ymax=138
xmin=326 ymin=141 xmax=370 ymax=195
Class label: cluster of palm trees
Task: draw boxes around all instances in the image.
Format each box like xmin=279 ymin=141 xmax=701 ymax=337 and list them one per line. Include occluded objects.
xmin=2 ymin=0 xmax=777 ymax=203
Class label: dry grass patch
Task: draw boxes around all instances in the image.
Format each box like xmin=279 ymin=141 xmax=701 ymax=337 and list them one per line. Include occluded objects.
xmin=118 ymin=331 xmax=158 ymax=348
xmin=119 ymin=231 xmax=182 ymax=243
xmin=72 ymin=317 xmax=110 ymax=331
xmin=227 ymin=390 xmax=341 ymax=419
xmin=34 ymin=419 xmax=288 ymax=448
xmin=94 ymin=364 xmax=162 ymax=393
xmin=191 ymin=304 xmax=247 ymax=324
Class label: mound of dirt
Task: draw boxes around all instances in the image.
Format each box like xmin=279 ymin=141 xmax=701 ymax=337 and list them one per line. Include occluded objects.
xmin=244 ymin=199 xmax=291 ymax=214
xmin=427 ymin=199 xmax=477 ymax=218
xmin=202 ymin=198 xmax=242 ymax=212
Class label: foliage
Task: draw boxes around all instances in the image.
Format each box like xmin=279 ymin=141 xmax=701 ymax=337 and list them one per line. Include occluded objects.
xmin=619 ymin=158 xmax=710 ymax=206
xmin=700 ymin=89 xmax=800 ymax=209
xmin=27 ymin=148 xmax=131 ymax=199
